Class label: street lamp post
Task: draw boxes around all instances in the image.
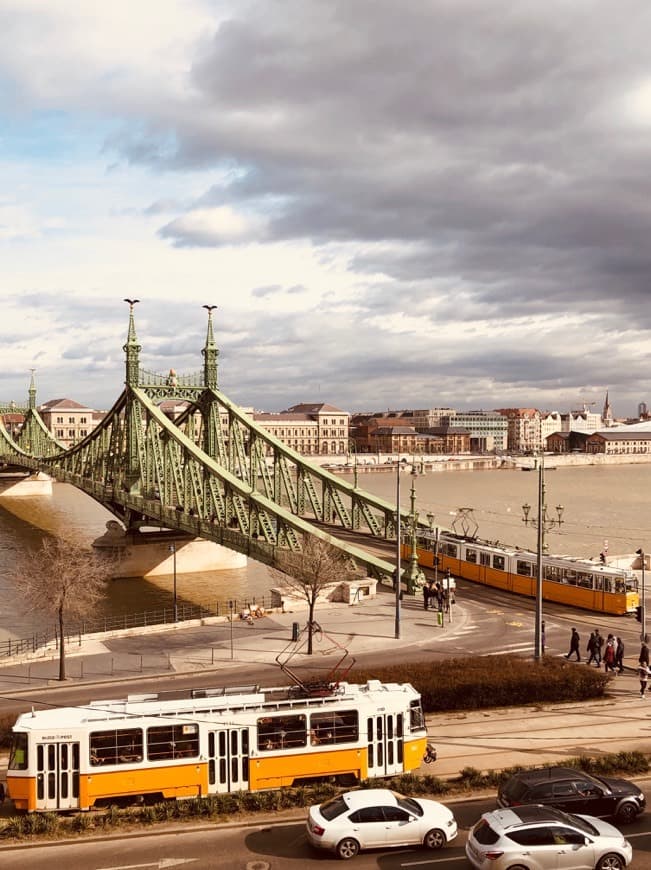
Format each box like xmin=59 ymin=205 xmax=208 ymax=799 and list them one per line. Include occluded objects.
xmin=521 ymin=455 xmax=564 ymax=660
xmin=395 ymin=461 xmax=402 ymax=639
xmin=168 ymin=543 xmax=178 ymax=623
xmin=348 ymin=437 xmax=359 ymax=528
xmin=636 ymin=548 xmax=646 ymax=641
xmin=228 ymin=599 xmax=235 ymax=659
xmin=404 ymin=466 xmax=425 ymax=594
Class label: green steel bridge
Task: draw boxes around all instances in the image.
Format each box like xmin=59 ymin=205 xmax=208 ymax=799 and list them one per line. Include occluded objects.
xmin=0 ymin=303 xmax=426 ymax=590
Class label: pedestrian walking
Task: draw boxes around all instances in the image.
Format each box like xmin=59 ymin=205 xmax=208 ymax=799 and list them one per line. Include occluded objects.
xmin=541 ymin=620 xmax=546 ymax=655
xmin=586 ymin=631 xmax=598 ymax=666
xmin=639 ymin=639 xmax=649 ymax=668
xmin=594 ymin=629 xmax=604 ymax=667
xmin=615 ymin=637 xmax=625 ymax=673
xmin=603 ymin=635 xmax=616 ymax=673
xmin=565 ymin=627 xmax=581 ymax=661
xmin=639 ymin=662 xmax=650 ymax=699
xmin=423 ymin=583 xmax=430 ymax=611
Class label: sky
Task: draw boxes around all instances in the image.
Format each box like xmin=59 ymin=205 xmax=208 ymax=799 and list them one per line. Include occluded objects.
xmin=2 ymin=1 xmax=651 ymax=417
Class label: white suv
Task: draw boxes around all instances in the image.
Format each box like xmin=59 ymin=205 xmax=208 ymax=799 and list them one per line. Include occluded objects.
xmin=466 ymin=805 xmax=632 ymax=870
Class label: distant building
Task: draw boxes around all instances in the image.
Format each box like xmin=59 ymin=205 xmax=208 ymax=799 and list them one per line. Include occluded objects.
xmin=494 ymin=408 xmax=542 ymax=453
xmin=254 ymin=402 xmax=349 ymax=456
xmin=540 ymin=411 xmax=563 ymax=443
xmin=410 ymin=408 xmax=458 ymax=430
xmin=546 ymin=431 xmax=590 ymax=453
xmin=442 ymin=410 xmax=508 ymax=453
xmin=585 ymin=430 xmax=651 ymax=455
xmin=371 ymin=425 xmax=422 ymax=454
xmin=38 ymin=398 xmax=100 ymax=447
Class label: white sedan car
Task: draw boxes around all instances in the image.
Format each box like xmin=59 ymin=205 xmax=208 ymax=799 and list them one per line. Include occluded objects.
xmin=306 ymin=788 xmax=458 ymax=860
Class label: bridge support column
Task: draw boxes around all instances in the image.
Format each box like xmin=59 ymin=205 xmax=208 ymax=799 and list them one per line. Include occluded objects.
xmin=0 ymin=472 xmax=53 ymax=497
xmin=93 ymin=521 xmax=246 ymax=579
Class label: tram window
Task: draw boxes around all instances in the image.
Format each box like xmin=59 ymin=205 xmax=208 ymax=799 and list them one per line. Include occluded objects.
xmin=8 ymin=733 xmax=28 ymax=770
xmin=516 ymin=560 xmax=532 ymax=577
xmin=147 ymin=724 xmax=198 ymax=761
xmin=493 ymin=555 xmax=505 ymax=570
xmin=479 ymin=552 xmax=490 ymax=566
xmin=442 ymin=543 xmax=458 ymax=558
xmin=257 ymin=714 xmax=306 ymax=750
xmin=466 ymin=549 xmax=477 ymax=563
xmin=310 ymin=710 xmax=358 ymax=745
xmin=577 ymin=572 xmax=594 ymax=589
xmin=90 ymin=728 xmax=144 ymax=765
xmin=409 ymin=701 xmax=424 ymax=731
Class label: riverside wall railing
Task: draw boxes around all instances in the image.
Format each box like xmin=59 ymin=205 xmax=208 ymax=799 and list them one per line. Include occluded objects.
xmin=0 ymin=594 xmax=275 ymax=660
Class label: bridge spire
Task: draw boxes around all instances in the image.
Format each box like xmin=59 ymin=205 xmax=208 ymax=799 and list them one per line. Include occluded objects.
xmin=202 ymin=304 xmax=219 ymax=390
xmin=122 ymin=299 xmax=141 ymax=387
xmin=28 ymin=368 xmax=36 ymax=410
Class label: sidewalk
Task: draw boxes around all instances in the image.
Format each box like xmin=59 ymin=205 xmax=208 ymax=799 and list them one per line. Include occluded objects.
xmin=1 ymin=589 xmax=650 ymax=779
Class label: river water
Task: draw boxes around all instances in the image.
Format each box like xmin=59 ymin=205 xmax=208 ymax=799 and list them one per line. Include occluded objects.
xmin=0 ymin=463 xmax=649 ymax=640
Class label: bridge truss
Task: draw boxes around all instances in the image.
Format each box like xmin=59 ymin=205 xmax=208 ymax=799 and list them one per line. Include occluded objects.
xmin=0 ymin=305 xmax=419 ymax=585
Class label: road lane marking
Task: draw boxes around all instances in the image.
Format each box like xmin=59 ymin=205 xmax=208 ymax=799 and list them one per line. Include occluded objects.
xmin=96 ymin=860 xmax=198 ymax=870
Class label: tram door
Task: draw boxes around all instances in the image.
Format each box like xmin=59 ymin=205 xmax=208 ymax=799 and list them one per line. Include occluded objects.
xmin=208 ymin=728 xmax=250 ymax=793
xmin=366 ymin=713 xmax=403 ymax=778
xmin=35 ymin=741 xmax=80 ymax=810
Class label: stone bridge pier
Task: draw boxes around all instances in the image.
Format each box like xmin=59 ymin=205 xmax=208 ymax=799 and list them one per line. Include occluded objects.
xmin=92 ymin=520 xmax=246 ymax=579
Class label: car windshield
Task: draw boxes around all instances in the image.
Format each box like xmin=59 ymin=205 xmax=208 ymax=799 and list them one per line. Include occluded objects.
xmin=562 ymin=813 xmax=600 ymax=835
xmin=395 ymin=795 xmax=423 ymax=816
xmin=501 ymin=779 xmax=530 ymax=801
xmin=318 ymin=796 xmax=349 ymax=820
xmin=472 ymin=818 xmax=500 ymax=845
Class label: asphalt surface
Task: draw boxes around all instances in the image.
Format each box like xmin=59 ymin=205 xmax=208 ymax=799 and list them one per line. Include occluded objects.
xmin=0 ymin=588 xmax=650 ymax=780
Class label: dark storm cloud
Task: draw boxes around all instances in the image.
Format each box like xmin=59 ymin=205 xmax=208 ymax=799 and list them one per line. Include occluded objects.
xmin=102 ymin=0 xmax=651 ymax=413
xmin=139 ymin=2 xmax=651 ymax=298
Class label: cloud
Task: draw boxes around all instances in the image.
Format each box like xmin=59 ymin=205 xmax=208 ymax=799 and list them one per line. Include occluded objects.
xmin=159 ymin=206 xmax=268 ymax=247
xmin=2 ymin=1 xmax=651 ymax=417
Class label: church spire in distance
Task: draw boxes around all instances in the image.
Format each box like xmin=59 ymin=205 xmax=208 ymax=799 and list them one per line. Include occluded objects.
xmin=602 ymin=389 xmax=613 ymax=426
xmin=202 ymin=304 xmax=219 ymax=390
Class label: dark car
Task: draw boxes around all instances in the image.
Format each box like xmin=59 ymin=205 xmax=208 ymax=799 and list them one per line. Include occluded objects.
xmin=498 ymin=767 xmax=645 ymax=824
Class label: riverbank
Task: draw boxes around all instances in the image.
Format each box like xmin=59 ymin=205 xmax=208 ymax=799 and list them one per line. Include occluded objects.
xmin=323 ymin=452 xmax=651 ymax=473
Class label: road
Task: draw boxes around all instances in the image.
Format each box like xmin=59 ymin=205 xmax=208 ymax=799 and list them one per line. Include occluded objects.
xmin=1 ymin=790 xmax=651 ymax=869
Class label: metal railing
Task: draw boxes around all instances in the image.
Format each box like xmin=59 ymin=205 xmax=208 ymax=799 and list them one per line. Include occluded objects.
xmin=0 ymin=595 xmax=274 ymax=660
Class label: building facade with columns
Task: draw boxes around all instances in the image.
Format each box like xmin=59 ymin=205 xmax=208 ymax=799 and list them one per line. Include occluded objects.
xmin=254 ymin=403 xmax=350 ymax=455
xmin=38 ymin=398 xmax=102 ymax=447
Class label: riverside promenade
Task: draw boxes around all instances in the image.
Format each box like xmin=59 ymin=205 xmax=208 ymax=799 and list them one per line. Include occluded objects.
xmin=0 ymin=589 xmax=650 ymax=780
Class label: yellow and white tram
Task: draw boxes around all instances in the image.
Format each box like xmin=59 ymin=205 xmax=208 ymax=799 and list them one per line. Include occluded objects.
xmin=7 ymin=680 xmax=428 ymax=813
xmin=407 ymin=532 xmax=639 ymax=616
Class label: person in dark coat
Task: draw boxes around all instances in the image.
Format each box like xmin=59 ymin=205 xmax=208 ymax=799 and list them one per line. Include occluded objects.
xmin=639 ymin=640 xmax=649 ymax=668
xmin=615 ymin=637 xmax=625 ymax=673
xmin=565 ymin=627 xmax=581 ymax=661
xmin=586 ymin=631 xmax=598 ymax=666
xmin=423 ymin=583 xmax=430 ymax=610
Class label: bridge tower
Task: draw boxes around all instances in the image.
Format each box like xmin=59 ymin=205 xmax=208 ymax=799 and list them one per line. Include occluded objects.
xmin=202 ymin=304 xmax=219 ymax=390
xmin=123 ymin=298 xmax=142 ymax=494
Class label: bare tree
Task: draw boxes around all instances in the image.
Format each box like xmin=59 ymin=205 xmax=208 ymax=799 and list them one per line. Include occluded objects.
xmin=274 ymin=536 xmax=353 ymax=654
xmin=10 ymin=537 xmax=113 ymax=680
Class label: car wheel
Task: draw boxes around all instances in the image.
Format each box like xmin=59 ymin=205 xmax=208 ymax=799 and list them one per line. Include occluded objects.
xmin=423 ymin=828 xmax=446 ymax=849
xmin=596 ymin=854 xmax=625 ymax=870
xmin=615 ymin=801 xmax=638 ymax=824
xmin=336 ymin=837 xmax=360 ymax=860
